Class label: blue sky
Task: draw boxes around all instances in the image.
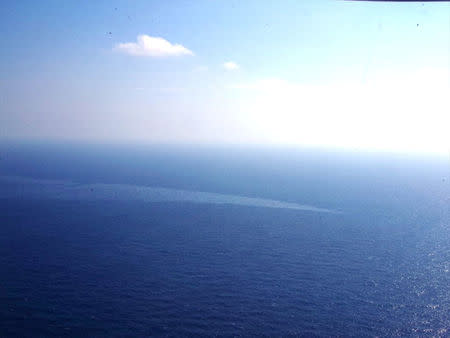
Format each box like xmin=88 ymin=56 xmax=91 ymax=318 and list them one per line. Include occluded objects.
xmin=1 ymin=0 xmax=449 ymax=153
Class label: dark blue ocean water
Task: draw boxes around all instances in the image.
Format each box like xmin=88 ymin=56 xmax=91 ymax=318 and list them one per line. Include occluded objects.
xmin=0 ymin=142 xmax=449 ymax=336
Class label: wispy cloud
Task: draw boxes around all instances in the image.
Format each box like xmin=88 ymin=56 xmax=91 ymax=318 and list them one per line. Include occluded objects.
xmin=223 ymin=61 xmax=239 ymax=71
xmin=115 ymin=35 xmax=194 ymax=57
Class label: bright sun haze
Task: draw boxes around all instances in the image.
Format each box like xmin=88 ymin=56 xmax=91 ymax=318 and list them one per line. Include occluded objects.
xmin=0 ymin=0 xmax=449 ymax=154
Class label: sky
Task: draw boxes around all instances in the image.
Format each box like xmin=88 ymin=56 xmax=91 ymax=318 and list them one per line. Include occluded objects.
xmin=0 ymin=0 xmax=449 ymax=153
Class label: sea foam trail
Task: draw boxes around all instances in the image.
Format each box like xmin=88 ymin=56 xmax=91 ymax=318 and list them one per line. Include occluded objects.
xmin=0 ymin=176 xmax=340 ymax=214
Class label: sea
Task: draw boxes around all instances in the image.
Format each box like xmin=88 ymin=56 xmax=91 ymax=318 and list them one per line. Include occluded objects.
xmin=0 ymin=142 xmax=449 ymax=337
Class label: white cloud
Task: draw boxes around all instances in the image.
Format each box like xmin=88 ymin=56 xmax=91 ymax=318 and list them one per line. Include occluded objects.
xmin=115 ymin=35 xmax=194 ymax=57
xmin=223 ymin=61 xmax=239 ymax=71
